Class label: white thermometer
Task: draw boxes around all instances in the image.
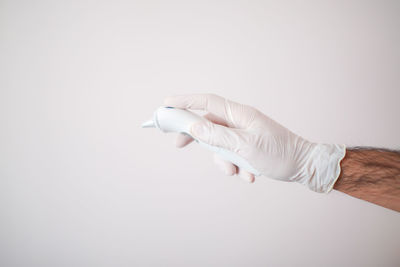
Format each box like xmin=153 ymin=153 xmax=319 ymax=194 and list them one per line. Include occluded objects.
xmin=142 ymin=106 xmax=261 ymax=176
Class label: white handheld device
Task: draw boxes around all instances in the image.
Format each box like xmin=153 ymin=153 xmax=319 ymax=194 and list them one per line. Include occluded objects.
xmin=142 ymin=106 xmax=261 ymax=176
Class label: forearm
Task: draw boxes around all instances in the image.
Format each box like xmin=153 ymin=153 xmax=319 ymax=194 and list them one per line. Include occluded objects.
xmin=333 ymin=147 xmax=400 ymax=212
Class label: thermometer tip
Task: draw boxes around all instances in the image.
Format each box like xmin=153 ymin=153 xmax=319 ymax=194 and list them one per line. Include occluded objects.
xmin=141 ymin=120 xmax=155 ymax=128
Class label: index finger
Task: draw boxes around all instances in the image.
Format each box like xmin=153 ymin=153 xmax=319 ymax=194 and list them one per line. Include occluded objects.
xmin=164 ymin=94 xmax=253 ymax=127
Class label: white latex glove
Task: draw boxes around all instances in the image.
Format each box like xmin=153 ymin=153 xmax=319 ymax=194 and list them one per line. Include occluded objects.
xmin=164 ymin=94 xmax=346 ymax=193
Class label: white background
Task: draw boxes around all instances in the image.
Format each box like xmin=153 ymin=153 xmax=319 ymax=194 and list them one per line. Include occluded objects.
xmin=1 ymin=0 xmax=400 ymax=266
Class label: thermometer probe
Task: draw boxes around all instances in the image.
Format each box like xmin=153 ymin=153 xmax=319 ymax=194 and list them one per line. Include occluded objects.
xmin=142 ymin=106 xmax=261 ymax=176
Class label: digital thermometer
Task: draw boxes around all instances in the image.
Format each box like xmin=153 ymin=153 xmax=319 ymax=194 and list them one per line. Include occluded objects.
xmin=142 ymin=106 xmax=261 ymax=176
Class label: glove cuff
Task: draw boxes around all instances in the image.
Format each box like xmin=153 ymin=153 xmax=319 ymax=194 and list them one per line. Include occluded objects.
xmin=300 ymin=143 xmax=346 ymax=193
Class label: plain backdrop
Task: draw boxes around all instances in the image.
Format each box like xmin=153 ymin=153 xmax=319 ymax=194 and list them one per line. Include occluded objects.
xmin=1 ymin=0 xmax=400 ymax=266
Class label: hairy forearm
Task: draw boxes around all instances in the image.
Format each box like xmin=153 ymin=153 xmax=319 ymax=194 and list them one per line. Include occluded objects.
xmin=333 ymin=147 xmax=400 ymax=212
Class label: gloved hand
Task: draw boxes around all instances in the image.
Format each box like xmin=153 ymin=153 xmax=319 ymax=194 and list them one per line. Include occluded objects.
xmin=164 ymin=94 xmax=346 ymax=193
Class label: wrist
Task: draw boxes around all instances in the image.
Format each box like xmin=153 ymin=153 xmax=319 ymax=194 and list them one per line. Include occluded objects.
xmin=298 ymin=143 xmax=346 ymax=193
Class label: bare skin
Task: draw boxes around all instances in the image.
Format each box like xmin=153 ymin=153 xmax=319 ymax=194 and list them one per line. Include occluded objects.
xmin=334 ymin=148 xmax=400 ymax=212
